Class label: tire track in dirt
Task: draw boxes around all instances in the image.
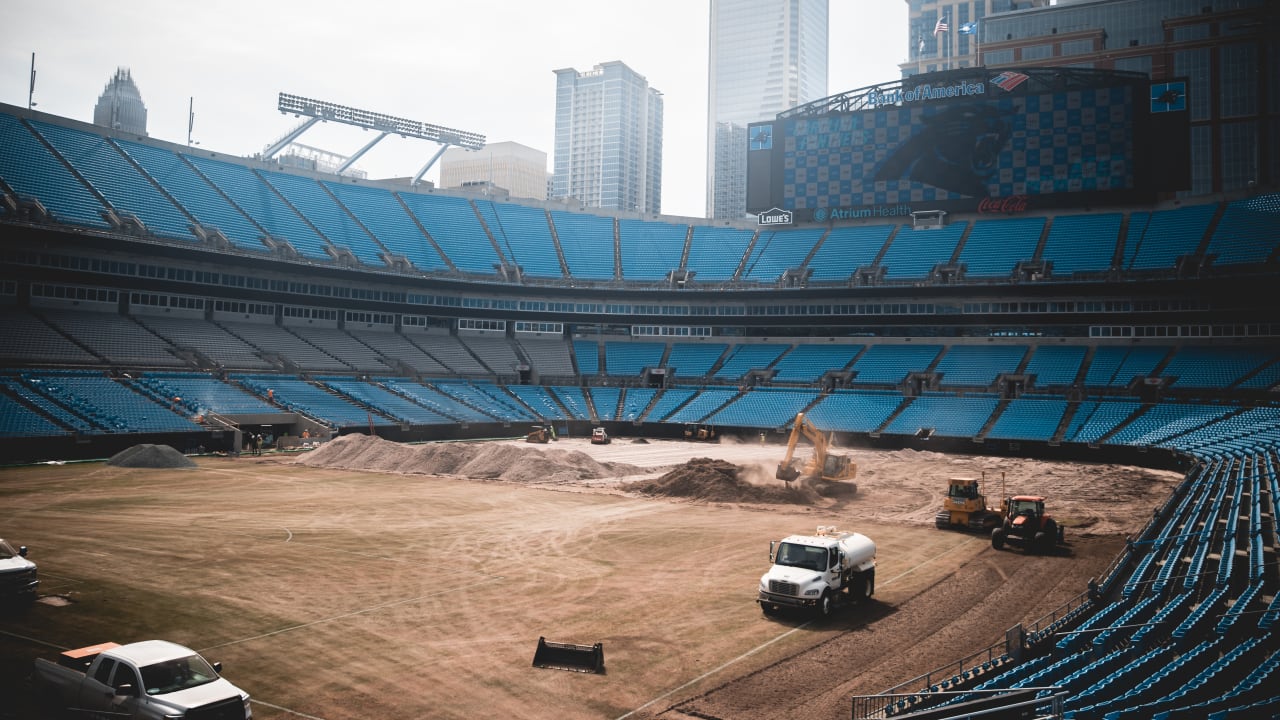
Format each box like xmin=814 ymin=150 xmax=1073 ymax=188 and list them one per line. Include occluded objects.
xmin=655 ymin=536 xmax=1123 ymax=720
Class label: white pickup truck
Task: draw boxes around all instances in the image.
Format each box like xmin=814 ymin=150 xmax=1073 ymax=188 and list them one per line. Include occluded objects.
xmin=33 ymin=640 xmax=252 ymax=719
xmin=757 ymin=526 xmax=876 ymax=617
xmin=0 ymin=538 xmax=38 ymax=601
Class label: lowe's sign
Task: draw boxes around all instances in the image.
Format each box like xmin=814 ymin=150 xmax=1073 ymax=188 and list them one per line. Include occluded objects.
xmin=758 ymin=207 xmax=793 ymax=226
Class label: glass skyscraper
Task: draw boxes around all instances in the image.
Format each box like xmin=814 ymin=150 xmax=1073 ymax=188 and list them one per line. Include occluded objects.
xmin=552 ymin=61 xmax=664 ymax=215
xmin=707 ymin=0 xmax=829 ymax=220
xmin=92 ymin=67 xmax=147 ymax=136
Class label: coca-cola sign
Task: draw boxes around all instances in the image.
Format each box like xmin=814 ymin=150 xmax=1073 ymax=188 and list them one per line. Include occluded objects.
xmin=977 ymin=195 xmax=1030 ymax=214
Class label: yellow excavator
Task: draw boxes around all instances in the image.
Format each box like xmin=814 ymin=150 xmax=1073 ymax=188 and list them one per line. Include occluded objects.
xmin=775 ymin=412 xmax=857 ymax=494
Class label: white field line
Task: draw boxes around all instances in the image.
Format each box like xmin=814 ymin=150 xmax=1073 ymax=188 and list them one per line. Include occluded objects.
xmin=198 ymin=576 xmax=505 ymax=652
xmin=615 ymin=536 xmax=980 ymax=720
xmin=250 ymin=698 xmax=329 ymax=720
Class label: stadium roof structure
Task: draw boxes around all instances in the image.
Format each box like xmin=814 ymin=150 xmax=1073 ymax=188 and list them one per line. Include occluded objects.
xmin=264 ymin=92 xmax=486 ymax=184
xmin=778 ymin=66 xmax=1151 ymax=119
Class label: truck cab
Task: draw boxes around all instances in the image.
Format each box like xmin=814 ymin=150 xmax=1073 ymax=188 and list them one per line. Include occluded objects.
xmin=758 ymin=526 xmax=876 ymax=617
xmin=34 ymin=640 xmax=251 ymax=719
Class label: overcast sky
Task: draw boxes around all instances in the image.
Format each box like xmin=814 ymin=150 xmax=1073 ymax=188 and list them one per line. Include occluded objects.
xmin=3 ymin=0 xmax=907 ymax=219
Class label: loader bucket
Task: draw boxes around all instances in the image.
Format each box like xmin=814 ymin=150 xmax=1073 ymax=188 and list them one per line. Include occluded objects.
xmin=776 ymin=463 xmax=801 ymax=482
xmin=532 ymin=636 xmax=605 ymax=674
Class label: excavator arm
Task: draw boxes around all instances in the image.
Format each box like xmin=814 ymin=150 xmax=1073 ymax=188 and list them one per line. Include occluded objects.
xmin=776 ymin=412 xmax=833 ymax=482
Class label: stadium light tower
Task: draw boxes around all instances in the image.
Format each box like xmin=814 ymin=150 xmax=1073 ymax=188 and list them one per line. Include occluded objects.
xmin=263 ymin=93 xmax=485 ymax=184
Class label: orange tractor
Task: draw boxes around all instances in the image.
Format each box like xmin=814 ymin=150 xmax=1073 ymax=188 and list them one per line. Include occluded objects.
xmin=991 ymin=495 xmax=1065 ymax=554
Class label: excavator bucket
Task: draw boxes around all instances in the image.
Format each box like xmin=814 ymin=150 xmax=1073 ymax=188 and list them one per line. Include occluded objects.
xmin=532 ymin=637 xmax=605 ymax=674
xmin=776 ymin=462 xmax=801 ymax=482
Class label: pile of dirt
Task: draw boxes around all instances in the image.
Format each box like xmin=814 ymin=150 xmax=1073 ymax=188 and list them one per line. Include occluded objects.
xmin=296 ymin=433 xmax=643 ymax=483
xmin=625 ymin=457 xmax=817 ymax=504
xmin=107 ymin=444 xmax=197 ymax=469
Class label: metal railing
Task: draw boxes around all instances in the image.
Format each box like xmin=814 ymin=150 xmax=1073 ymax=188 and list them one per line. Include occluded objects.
xmin=852 ymin=687 xmax=1066 ymax=720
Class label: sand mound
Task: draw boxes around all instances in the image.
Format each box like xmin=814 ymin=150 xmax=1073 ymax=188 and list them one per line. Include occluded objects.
xmin=107 ymin=444 xmax=196 ymax=469
xmin=625 ymin=457 xmax=817 ymax=504
xmin=297 ymin=433 xmax=643 ymax=483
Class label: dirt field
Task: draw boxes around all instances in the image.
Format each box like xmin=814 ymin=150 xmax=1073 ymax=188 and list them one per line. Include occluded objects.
xmin=0 ymin=435 xmax=1181 ymax=720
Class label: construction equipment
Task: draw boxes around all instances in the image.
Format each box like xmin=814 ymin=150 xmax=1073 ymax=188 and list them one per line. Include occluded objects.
xmin=991 ymin=495 xmax=1065 ymax=554
xmin=935 ymin=473 xmax=1006 ymax=532
xmin=590 ymin=427 xmax=610 ymax=444
xmin=526 ymin=424 xmax=556 ymax=443
xmin=775 ymin=413 xmax=857 ymax=494
xmin=758 ymin=526 xmax=876 ymax=617
xmin=684 ymin=424 xmax=718 ymax=442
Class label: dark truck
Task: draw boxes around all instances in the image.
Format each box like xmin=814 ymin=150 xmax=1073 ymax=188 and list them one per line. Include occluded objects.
xmin=33 ymin=640 xmax=251 ymax=719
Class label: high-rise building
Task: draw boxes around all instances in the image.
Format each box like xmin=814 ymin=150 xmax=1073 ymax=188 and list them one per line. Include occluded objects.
xmin=440 ymin=142 xmax=549 ymax=201
xmin=552 ymin=61 xmax=663 ymax=214
xmin=707 ymin=0 xmax=829 ymax=220
xmin=899 ymin=0 xmax=1012 ymax=77
xmin=92 ymin=67 xmax=147 ymax=136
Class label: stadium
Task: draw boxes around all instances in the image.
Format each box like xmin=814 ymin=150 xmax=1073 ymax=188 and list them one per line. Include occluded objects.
xmin=1 ymin=55 xmax=1279 ymax=720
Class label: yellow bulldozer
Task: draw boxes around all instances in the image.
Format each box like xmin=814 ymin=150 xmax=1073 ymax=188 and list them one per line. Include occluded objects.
xmin=775 ymin=412 xmax=857 ymax=494
xmin=934 ymin=473 xmax=1006 ymax=532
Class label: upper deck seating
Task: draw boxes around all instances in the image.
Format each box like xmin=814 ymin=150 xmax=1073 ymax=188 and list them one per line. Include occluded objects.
xmin=480 ymin=202 xmax=562 ymax=279
xmin=183 ymin=155 xmax=331 ymax=260
xmin=551 ymin=210 xmax=615 ymax=280
xmin=114 ymin=140 xmax=266 ymax=253
xmin=324 ymin=181 xmax=446 ymax=272
xmin=685 ymin=226 xmax=754 ymax=281
xmin=879 ymin=223 xmax=966 ymax=280
xmin=0 ymin=112 xmax=110 ymax=229
xmin=398 ymin=193 xmax=502 ymax=275
xmin=1207 ymin=193 xmax=1280 ymax=266
xmin=957 ymin=216 xmax=1045 ymax=277
xmin=1124 ymin=203 xmax=1216 ymax=270
xmin=1041 ymin=213 xmax=1122 ymax=275
xmin=807 ymin=225 xmax=894 ymax=281
xmin=30 ymin=120 xmax=196 ymax=242
xmin=619 ymin=219 xmax=687 ymax=281
xmin=742 ymin=228 xmax=824 ymax=281
xmin=256 ymin=170 xmax=386 ymax=267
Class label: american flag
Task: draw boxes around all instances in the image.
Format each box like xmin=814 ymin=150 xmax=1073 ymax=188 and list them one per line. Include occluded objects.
xmin=934 ymin=16 xmax=949 ymax=36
